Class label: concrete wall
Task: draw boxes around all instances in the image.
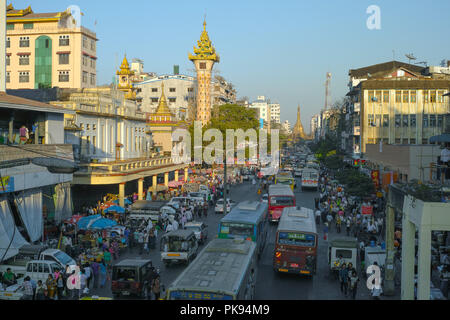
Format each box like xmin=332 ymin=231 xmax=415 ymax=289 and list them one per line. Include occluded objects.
xmin=45 ymin=112 xmax=64 ymax=144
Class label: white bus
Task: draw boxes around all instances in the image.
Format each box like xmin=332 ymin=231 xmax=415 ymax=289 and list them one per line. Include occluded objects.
xmin=166 ymin=238 xmax=258 ymax=300
xmin=301 ymin=168 xmax=319 ymax=190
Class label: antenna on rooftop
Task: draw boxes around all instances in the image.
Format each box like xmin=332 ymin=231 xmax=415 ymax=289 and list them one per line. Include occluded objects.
xmin=405 ymin=53 xmax=416 ymax=65
xmin=415 ymin=61 xmax=428 ymax=67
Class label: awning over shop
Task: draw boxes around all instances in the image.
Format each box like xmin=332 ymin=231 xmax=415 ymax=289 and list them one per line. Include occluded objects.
xmin=0 ymin=196 xmax=29 ymax=261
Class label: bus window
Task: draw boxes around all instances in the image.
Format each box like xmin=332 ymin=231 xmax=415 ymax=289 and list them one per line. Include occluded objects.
xmin=278 ymin=232 xmax=315 ymax=247
xmin=270 ymin=197 xmax=294 ymax=206
xmin=220 ymin=222 xmax=254 ymax=237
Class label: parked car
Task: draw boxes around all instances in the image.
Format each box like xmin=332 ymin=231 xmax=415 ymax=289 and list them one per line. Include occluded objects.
xmin=184 ymin=221 xmax=208 ymax=244
xmin=111 ymin=259 xmax=157 ymax=299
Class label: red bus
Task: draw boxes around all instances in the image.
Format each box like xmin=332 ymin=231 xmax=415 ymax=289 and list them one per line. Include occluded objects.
xmin=273 ymin=206 xmax=318 ymax=276
xmin=268 ymin=184 xmax=295 ymax=222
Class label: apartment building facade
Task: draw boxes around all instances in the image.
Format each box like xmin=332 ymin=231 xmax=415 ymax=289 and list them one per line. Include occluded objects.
xmin=6 ymin=4 xmax=97 ymax=90
xmin=269 ymin=103 xmax=281 ymax=124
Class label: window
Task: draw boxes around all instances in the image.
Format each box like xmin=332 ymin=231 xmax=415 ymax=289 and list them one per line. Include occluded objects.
xmin=375 ymin=115 xmax=381 ymax=127
xmin=402 ymin=115 xmax=409 ymax=127
xmin=188 ymin=88 xmax=194 ymax=93
xmin=7 ymin=24 xmax=14 ymax=30
xmin=395 ymin=114 xmax=401 ymax=127
xmin=19 ymin=55 xmax=29 ymax=65
xmin=90 ymin=73 xmax=96 ymax=85
xmin=383 ymin=114 xmax=389 ymax=127
xmin=430 ymin=91 xmax=436 ymax=103
xmin=19 ymin=72 xmax=29 ymax=83
xmin=93 ymin=124 xmax=97 ymax=130
xmin=375 ymin=91 xmax=382 ymax=102
xmin=83 ymin=36 xmax=88 ymax=48
xmin=429 ymin=114 xmax=436 ymax=127
xmin=402 ymin=91 xmax=409 ymax=103
xmin=410 ymin=91 xmax=416 ymax=103
xmin=59 ymin=53 xmax=69 ymax=65
xmin=383 ymin=91 xmax=389 ymax=103
xmin=410 ymin=138 xmax=416 ymax=144
xmin=82 ymin=55 xmax=88 ymax=66
xmin=6 ymin=37 xmax=10 ymax=48
xmin=368 ymin=114 xmax=375 ymax=126
xmin=90 ymin=58 xmax=96 ymax=69
xmin=169 ymin=88 xmax=176 ymax=92
xmin=6 ymin=72 xmax=10 ymax=83
xmin=59 ymin=35 xmax=69 ymax=46
xmin=395 ymin=91 xmax=402 ymax=103
xmin=438 ymin=115 xmax=444 ymax=127
xmin=23 ymin=23 xmax=33 ymax=29
xmin=368 ymin=91 xmax=375 ymax=102
xmin=422 ymin=138 xmax=428 ymax=144
xmin=423 ymin=90 xmax=429 ymax=103
xmin=80 ymin=123 xmax=84 ymax=130
xmin=423 ymin=115 xmax=428 ymax=128
xmin=83 ymin=71 xmax=88 ymax=83
xmin=90 ymin=39 xmax=95 ymax=51
xmin=92 ymin=136 xmax=96 ymax=154
xmin=200 ymin=62 xmax=207 ymax=69
xmin=410 ymin=114 xmax=416 ymax=127
xmin=59 ymin=71 xmax=69 ymax=82
xmin=6 ymin=55 xmax=10 ymax=66
xmin=168 ymin=98 xmax=176 ymax=103
xmin=19 ymin=36 xmax=30 ymax=47
xmin=151 ymin=98 xmax=158 ymax=103
xmin=437 ymin=91 xmax=444 ymax=103
xmin=395 ymin=138 xmax=401 ymax=144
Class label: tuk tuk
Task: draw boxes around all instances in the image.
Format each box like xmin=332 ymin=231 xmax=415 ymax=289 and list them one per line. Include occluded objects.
xmin=328 ymin=238 xmax=359 ymax=278
xmin=160 ymin=230 xmax=198 ymax=266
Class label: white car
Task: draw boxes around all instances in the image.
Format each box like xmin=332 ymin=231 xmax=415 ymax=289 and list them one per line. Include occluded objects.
xmin=261 ymin=194 xmax=268 ymax=203
xmin=215 ymin=199 xmax=235 ymax=214
xmin=187 ymin=192 xmax=206 ymax=206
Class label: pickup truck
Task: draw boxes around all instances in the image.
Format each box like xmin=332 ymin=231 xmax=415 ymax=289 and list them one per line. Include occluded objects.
xmin=0 ymin=244 xmax=75 ymax=278
xmin=0 ymin=260 xmax=64 ymax=300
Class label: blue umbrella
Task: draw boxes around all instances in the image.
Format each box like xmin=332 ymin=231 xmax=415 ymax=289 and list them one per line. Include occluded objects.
xmin=77 ymin=214 xmax=117 ymax=230
xmin=113 ymin=199 xmax=131 ymax=205
xmin=103 ymin=205 xmax=125 ymax=214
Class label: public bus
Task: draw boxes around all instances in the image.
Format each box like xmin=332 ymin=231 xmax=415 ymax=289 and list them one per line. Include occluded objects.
xmin=301 ymin=168 xmax=319 ymax=190
xmin=273 ymin=206 xmax=318 ymax=276
xmin=166 ymin=238 xmax=258 ymax=300
xmin=268 ymin=184 xmax=296 ymax=223
xmin=275 ymin=172 xmax=296 ymax=190
xmin=218 ymin=201 xmax=268 ymax=258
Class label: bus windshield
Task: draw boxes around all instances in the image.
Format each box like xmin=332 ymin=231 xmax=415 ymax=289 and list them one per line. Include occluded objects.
xmin=277 ymin=232 xmax=316 ymax=247
xmin=270 ymin=196 xmax=294 ymax=206
xmin=220 ymin=222 xmax=254 ymax=237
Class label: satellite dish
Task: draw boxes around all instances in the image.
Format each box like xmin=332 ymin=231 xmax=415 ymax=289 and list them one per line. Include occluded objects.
xmin=405 ymin=53 xmax=416 ymax=60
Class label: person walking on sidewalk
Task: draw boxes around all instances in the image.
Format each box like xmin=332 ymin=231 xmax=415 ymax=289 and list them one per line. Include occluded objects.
xmin=339 ymin=263 xmax=349 ymax=296
xmin=348 ymin=270 xmax=359 ymax=300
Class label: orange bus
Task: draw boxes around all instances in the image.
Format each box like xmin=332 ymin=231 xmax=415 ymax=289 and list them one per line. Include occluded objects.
xmin=273 ymin=206 xmax=318 ymax=276
xmin=268 ymin=184 xmax=295 ymax=223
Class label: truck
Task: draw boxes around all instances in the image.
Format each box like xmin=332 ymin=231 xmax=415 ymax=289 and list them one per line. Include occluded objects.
xmin=0 ymin=260 xmax=65 ymax=300
xmin=0 ymin=244 xmax=75 ymax=278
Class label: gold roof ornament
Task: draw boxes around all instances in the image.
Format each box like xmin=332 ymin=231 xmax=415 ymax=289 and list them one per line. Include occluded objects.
xmin=116 ymin=55 xmax=134 ymax=76
xmin=188 ymin=20 xmax=219 ymax=62
xmin=155 ymin=82 xmax=173 ymax=115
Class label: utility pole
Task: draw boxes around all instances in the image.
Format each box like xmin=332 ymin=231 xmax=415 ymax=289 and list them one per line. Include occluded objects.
xmin=223 ymin=159 xmax=227 ymax=215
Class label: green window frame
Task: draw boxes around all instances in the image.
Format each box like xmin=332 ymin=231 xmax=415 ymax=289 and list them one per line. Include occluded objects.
xmin=6 ymin=24 xmax=14 ymax=30
xmin=23 ymin=23 xmax=33 ymax=29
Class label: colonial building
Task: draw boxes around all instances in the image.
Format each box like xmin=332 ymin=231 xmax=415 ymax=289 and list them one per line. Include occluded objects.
xmin=147 ymin=82 xmax=177 ymax=153
xmin=6 ymin=4 xmax=97 ymax=90
xmin=347 ymin=61 xmax=450 ymax=154
xmin=188 ymin=20 xmax=219 ymax=126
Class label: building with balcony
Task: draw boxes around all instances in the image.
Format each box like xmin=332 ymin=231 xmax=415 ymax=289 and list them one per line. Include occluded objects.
xmin=6 ymin=4 xmax=97 ymax=90
xmin=269 ymin=103 xmax=281 ymax=124
xmin=212 ymin=75 xmax=236 ymax=107
xmin=347 ymin=61 xmax=450 ymax=155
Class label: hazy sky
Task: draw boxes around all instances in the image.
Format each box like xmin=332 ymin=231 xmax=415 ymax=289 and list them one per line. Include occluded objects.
xmin=12 ymin=0 xmax=450 ymax=132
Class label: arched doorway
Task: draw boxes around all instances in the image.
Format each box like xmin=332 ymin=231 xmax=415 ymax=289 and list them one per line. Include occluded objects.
xmin=35 ymin=36 xmax=52 ymax=89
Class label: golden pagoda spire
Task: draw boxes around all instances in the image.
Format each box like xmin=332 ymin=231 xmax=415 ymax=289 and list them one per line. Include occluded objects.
xmin=117 ymin=54 xmax=134 ymax=76
xmin=188 ymin=20 xmax=219 ymax=62
xmin=155 ymin=82 xmax=172 ymax=115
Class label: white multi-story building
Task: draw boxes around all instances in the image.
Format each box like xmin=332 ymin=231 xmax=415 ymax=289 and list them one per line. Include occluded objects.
xmin=134 ymin=74 xmax=196 ymax=120
xmin=250 ymin=96 xmax=271 ymax=128
xmin=310 ymin=113 xmax=320 ymax=142
xmin=270 ymin=103 xmax=281 ymax=123
xmin=282 ymin=120 xmax=292 ymax=134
